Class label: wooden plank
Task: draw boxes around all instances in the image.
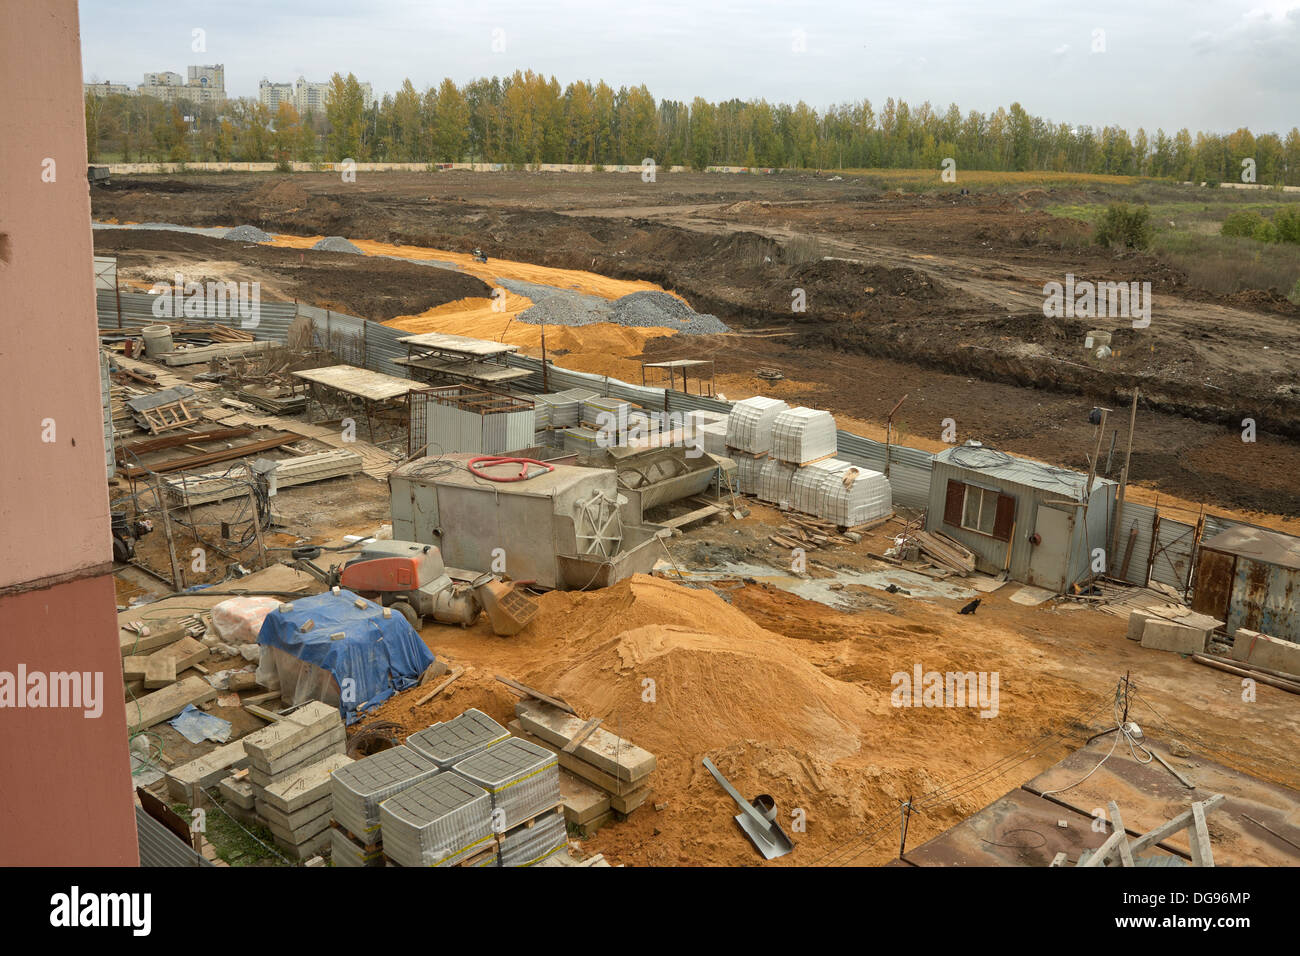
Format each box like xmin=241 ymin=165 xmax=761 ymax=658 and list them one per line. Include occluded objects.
xmin=1129 ymin=794 xmax=1226 ymax=855
xmin=660 ymin=504 xmax=722 ymax=531
xmin=414 ymin=665 xmax=464 ymax=706
xmin=1080 ymin=827 xmax=1125 ymax=867
xmin=561 ymin=717 xmax=604 ymax=755
xmin=245 ymin=703 xmax=285 ymax=723
xmin=126 ymin=677 xmax=217 ymax=730
xmin=1151 ymin=750 xmax=1195 ymax=789
xmin=119 ymin=431 xmax=303 ymax=478
xmin=1189 ymin=801 xmax=1215 ymax=867
xmin=1108 ymin=801 xmax=1135 ymax=868
xmin=495 ymin=675 xmax=577 ymax=715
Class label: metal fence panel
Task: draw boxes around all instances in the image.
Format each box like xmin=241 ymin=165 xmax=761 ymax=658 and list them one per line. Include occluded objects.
xmin=1150 ymin=515 xmax=1197 ymax=593
xmin=1111 ymin=501 xmax=1157 ymax=586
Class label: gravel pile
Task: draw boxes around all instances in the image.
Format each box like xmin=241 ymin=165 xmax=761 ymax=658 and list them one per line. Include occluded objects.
xmin=312 ymin=236 xmax=363 ymax=254
xmin=609 ymin=290 xmax=730 ymax=334
xmin=223 ymin=224 xmax=272 ymax=242
xmin=507 ymin=279 xmax=729 ymax=335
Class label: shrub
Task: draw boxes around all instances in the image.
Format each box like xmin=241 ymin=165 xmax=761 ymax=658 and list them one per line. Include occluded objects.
xmin=1275 ymin=207 xmax=1300 ymax=245
xmin=1222 ymin=209 xmax=1266 ymax=238
xmin=1252 ymin=220 xmax=1279 ymax=243
xmin=1093 ymin=203 xmax=1153 ymax=250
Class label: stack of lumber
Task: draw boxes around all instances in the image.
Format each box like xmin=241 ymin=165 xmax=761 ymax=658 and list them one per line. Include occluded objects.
xmin=770 ymin=512 xmax=881 ymax=551
xmin=911 ymin=531 xmax=976 ymax=575
xmin=240 ymin=702 xmax=349 ymax=860
xmin=507 ymin=700 xmax=656 ymax=835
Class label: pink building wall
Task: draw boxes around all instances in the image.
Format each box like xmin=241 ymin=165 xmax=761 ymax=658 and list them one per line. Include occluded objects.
xmin=0 ymin=0 xmax=139 ymax=865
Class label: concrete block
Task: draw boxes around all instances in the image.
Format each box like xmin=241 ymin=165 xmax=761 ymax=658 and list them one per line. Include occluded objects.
xmin=272 ymin=826 xmax=332 ymax=861
xmin=242 ymin=701 xmax=342 ymax=768
xmin=1141 ymin=619 xmax=1208 ymax=655
xmin=263 ymin=801 xmax=333 ymax=845
xmin=165 ymin=739 xmax=249 ymax=802
xmin=1126 ymin=611 xmax=1149 ymax=642
xmin=256 ymin=794 xmax=332 ymax=834
xmin=559 ymin=769 xmax=610 ymax=825
xmin=508 ymin=721 xmax=652 ymax=793
xmin=1231 ymin=629 xmax=1300 ymax=677
xmin=260 ymin=753 xmax=353 ymax=815
xmin=611 ymin=785 xmax=652 ymax=815
xmin=246 ymin=726 xmax=346 ymax=784
xmin=515 ymin=701 xmax=656 ymax=783
xmin=218 ymin=775 xmax=255 ymax=810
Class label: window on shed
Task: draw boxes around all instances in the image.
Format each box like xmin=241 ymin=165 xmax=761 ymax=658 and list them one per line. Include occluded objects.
xmin=944 ymin=478 xmax=1015 ymax=541
xmin=962 ymin=486 xmax=1000 ymax=536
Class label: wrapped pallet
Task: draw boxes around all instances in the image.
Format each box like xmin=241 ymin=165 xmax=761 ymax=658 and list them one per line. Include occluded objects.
xmin=378 ymin=772 xmax=496 ymax=867
xmin=724 ymin=396 xmax=789 ymax=454
xmin=451 ymin=737 xmax=560 ymax=830
xmin=819 ymin=465 xmax=892 ymax=527
xmin=757 ymin=458 xmax=798 ymax=506
xmin=731 ymin=450 xmax=767 ymax=495
xmin=330 ymin=745 xmax=438 ymax=842
xmin=790 ymin=458 xmax=853 ymax=515
xmin=698 ymin=420 xmax=729 ymax=457
xmin=772 ymin=407 xmax=838 ymax=465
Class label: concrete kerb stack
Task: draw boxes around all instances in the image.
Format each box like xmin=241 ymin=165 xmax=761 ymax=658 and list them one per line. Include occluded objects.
xmin=509 ymin=700 xmax=657 ymax=837
xmin=235 ymin=701 xmax=349 ymax=860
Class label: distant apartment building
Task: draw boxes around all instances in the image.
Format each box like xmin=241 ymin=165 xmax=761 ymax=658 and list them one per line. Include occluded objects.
xmin=138 ymin=64 xmax=225 ymax=104
xmin=259 ymin=79 xmax=295 ymax=112
xmin=84 ymin=80 xmax=134 ymax=97
xmin=293 ymin=75 xmax=374 ymax=115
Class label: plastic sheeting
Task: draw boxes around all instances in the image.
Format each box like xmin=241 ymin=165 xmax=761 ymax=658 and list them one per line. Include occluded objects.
xmin=725 ymin=396 xmax=789 ymax=454
xmin=256 ymin=590 xmax=435 ymax=725
xmin=771 ymin=407 xmax=838 ymax=465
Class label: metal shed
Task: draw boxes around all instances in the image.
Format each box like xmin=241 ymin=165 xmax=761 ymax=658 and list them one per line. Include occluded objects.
xmin=408 ymin=385 xmax=535 ymax=457
xmin=1191 ymin=525 xmax=1300 ymax=642
xmin=926 ymin=443 xmax=1116 ymax=591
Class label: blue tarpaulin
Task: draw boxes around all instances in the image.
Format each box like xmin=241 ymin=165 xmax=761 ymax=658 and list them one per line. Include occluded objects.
xmin=257 ymin=589 xmax=435 ymax=725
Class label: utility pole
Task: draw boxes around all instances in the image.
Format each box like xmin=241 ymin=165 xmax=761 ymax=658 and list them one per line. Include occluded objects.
xmin=883 ymin=393 xmax=908 ymax=478
xmin=1109 ymin=390 xmax=1139 ymax=564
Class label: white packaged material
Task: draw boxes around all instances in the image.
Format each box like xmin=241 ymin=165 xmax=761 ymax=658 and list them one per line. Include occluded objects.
xmin=731 ymin=449 xmax=767 ymax=495
xmin=699 ymin=420 xmax=729 ymax=457
xmin=757 ymin=458 xmax=798 ymax=505
xmin=724 ymin=396 xmax=789 ymax=454
xmin=790 ymin=458 xmax=853 ymax=514
xmin=820 ymin=466 xmax=892 ymax=527
xmin=771 ymin=407 xmax=838 ymax=465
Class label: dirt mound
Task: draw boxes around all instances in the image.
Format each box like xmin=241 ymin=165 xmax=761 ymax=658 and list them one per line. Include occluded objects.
xmin=246 ymin=179 xmax=312 ymax=209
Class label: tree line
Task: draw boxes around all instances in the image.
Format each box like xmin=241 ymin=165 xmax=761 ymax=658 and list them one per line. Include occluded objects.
xmin=85 ymin=70 xmax=1300 ymax=185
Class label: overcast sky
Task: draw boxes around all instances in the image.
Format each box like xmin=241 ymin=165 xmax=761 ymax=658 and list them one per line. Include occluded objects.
xmin=80 ymin=0 xmax=1299 ymax=134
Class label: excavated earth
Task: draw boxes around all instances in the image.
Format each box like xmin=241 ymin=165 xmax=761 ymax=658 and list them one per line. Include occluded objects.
xmin=92 ymin=172 xmax=1300 ymax=518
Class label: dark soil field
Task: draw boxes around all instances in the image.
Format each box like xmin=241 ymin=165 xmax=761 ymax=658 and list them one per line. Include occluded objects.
xmin=91 ymin=171 xmax=1300 ymax=520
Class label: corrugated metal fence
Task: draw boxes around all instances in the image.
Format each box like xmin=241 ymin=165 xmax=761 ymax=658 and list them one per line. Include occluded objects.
xmin=99 ymin=289 xmax=1294 ymax=588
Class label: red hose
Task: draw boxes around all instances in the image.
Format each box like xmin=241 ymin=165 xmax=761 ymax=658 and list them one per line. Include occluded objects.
xmin=467 ymin=456 xmax=556 ymax=482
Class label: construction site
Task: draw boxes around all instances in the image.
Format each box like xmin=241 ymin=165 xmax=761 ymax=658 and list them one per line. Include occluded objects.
xmin=71 ymin=168 xmax=1299 ymax=872
xmin=4 ymin=3 xmax=1299 ymax=902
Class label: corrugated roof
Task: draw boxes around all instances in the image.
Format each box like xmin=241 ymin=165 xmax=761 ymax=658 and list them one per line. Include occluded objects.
xmin=1201 ymin=524 xmax=1300 ymax=571
xmin=934 ymin=443 xmax=1112 ymax=499
xmin=136 ymin=805 xmax=211 ymax=867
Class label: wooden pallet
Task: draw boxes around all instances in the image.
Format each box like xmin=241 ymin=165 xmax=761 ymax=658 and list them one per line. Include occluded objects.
xmin=139 ymin=399 xmax=201 ymax=434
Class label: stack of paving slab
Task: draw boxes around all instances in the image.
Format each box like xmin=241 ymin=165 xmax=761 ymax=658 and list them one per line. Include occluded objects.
xmin=725 ymin=396 xmax=788 ymax=455
xmin=330 ymin=745 xmax=439 ymax=863
xmin=453 ymin=736 xmax=562 ymax=835
xmin=686 ymin=410 xmax=730 ymax=458
xmin=508 ymin=700 xmax=656 ymax=836
xmin=732 ymin=451 xmax=768 ymax=496
xmin=771 ymin=407 xmax=838 ymax=466
xmin=406 ymin=708 xmax=512 ymax=768
xmin=790 ymin=458 xmax=851 ymax=515
xmin=757 ymin=458 xmax=799 ymax=505
xmin=561 ymin=425 xmax=600 ymax=455
xmin=238 ymin=701 xmax=349 ymax=860
xmin=379 ymin=772 xmax=497 ymax=867
xmin=725 ymin=397 xmax=788 ymax=495
xmin=818 ymin=465 xmax=892 ymax=526
xmin=582 ymin=395 xmax=631 ymax=429
xmin=534 ymin=388 xmax=597 ymax=429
